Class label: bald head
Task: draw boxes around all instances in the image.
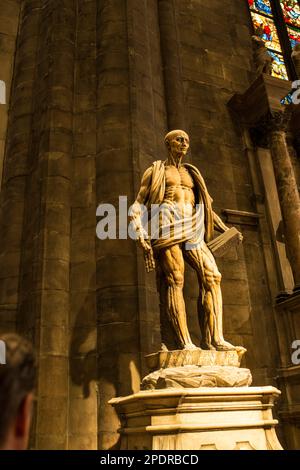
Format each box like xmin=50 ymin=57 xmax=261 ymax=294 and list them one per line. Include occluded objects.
xmin=164 ymin=130 xmax=189 ymax=146
xmin=164 ymin=130 xmax=190 ymax=161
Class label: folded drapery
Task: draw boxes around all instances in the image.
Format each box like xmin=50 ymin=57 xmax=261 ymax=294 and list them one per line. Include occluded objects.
xmin=150 ymin=202 xmax=205 ymax=252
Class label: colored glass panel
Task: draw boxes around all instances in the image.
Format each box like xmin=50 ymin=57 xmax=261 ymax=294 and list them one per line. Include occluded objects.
xmin=251 ymin=12 xmax=283 ymax=51
xmin=268 ymin=50 xmax=289 ymax=78
xmin=287 ymin=25 xmax=300 ymax=47
xmin=281 ymin=92 xmax=294 ymax=104
xmin=279 ymin=0 xmax=300 ymax=28
xmin=248 ymin=0 xmax=273 ymax=16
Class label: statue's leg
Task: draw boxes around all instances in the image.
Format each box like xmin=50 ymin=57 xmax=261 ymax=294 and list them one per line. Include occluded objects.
xmin=155 ymin=262 xmax=177 ymax=351
xmin=184 ymin=243 xmax=235 ymax=351
xmin=158 ymin=244 xmax=197 ymax=350
xmin=183 ymin=245 xmax=214 ymax=349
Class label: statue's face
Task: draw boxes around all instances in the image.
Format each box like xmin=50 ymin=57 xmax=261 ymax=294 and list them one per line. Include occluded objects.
xmin=167 ymin=132 xmax=190 ymax=158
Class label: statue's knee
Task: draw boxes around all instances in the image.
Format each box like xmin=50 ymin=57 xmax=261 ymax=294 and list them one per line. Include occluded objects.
xmin=166 ymin=270 xmax=184 ymax=288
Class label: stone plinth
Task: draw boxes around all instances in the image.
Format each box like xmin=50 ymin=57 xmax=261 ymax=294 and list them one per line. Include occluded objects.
xmin=109 ymin=387 xmax=283 ymax=450
xmin=145 ymin=347 xmax=246 ymax=371
xmin=142 ymin=365 xmax=252 ymax=390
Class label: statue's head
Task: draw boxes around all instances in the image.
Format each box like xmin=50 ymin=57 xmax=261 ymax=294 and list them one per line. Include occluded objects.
xmin=164 ymin=130 xmax=190 ymax=159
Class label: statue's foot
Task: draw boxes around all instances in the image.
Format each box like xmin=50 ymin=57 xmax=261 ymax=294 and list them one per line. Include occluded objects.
xmin=212 ymin=340 xmax=236 ymax=351
xmin=200 ymin=342 xmax=216 ymax=351
xmin=183 ymin=343 xmax=199 ymax=351
xmin=161 ymin=343 xmax=169 ymax=352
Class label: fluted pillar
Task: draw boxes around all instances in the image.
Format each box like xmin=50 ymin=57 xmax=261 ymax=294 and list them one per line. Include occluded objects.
xmin=158 ymin=0 xmax=186 ymax=130
xmin=96 ymin=0 xmax=167 ymax=449
xmin=0 ymin=0 xmax=40 ymax=333
xmin=268 ymin=110 xmax=300 ymax=291
xmin=16 ymin=0 xmax=75 ymax=449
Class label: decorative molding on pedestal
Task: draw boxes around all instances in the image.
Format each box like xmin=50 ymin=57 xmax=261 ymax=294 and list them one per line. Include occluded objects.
xmin=145 ymin=347 xmax=246 ymax=371
xmin=109 ymin=387 xmax=283 ymax=450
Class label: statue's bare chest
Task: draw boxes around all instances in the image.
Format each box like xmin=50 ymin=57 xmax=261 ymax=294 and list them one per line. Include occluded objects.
xmin=165 ymin=166 xmax=194 ymax=189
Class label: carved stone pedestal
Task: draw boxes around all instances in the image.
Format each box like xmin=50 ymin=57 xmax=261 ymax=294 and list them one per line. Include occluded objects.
xmin=110 ymin=387 xmax=283 ymax=450
xmin=145 ymin=347 xmax=246 ymax=371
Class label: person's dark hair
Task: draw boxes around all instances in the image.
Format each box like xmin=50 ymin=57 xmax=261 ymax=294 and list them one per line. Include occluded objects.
xmin=0 ymin=333 xmax=36 ymax=446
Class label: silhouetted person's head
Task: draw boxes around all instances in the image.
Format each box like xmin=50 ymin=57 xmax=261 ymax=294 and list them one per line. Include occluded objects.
xmin=0 ymin=334 xmax=36 ymax=450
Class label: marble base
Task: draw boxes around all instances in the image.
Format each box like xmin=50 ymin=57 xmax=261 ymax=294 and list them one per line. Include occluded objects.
xmin=145 ymin=347 xmax=246 ymax=371
xmin=142 ymin=365 xmax=252 ymax=390
xmin=109 ymin=387 xmax=283 ymax=450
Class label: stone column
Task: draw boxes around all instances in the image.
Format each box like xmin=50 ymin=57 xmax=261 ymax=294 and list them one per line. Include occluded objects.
xmin=268 ymin=110 xmax=300 ymax=291
xmin=96 ymin=0 xmax=167 ymax=449
xmin=68 ymin=0 xmax=98 ymax=450
xmin=0 ymin=0 xmax=21 ymax=187
xmin=16 ymin=0 xmax=75 ymax=449
xmin=157 ymin=0 xmax=186 ymax=130
xmin=96 ymin=0 xmax=141 ymax=449
xmin=0 ymin=0 xmax=39 ymax=334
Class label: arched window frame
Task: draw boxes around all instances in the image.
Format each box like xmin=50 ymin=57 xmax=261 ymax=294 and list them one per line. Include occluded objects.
xmin=246 ymin=0 xmax=300 ymax=80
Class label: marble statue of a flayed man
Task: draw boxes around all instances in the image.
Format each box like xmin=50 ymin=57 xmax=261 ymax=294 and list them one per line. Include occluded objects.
xmin=131 ymin=130 xmax=243 ymax=352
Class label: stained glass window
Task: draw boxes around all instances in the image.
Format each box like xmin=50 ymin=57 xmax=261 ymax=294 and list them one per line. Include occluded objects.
xmin=279 ymin=0 xmax=300 ymax=54
xmin=249 ymin=0 xmax=273 ymax=17
xmin=268 ymin=51 xmax=290 ymax=78
xmin=287 ymin=25 xmax=300 ymax=47
xmin=248 ymin=0 xmax=289 ymax=79
xmin=279 ymin=1 xmax=300 ymax=28
xmin=250 ymin=12 xmax=283 ymax=51
xmin=248 ymin=0 xmax=300 ymax=80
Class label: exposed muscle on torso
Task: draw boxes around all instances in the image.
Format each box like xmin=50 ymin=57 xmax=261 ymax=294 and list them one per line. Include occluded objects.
xmin=163 ymin=165 xmax=196 ymax=213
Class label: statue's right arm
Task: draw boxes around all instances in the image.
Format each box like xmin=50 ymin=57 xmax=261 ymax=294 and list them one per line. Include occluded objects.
xmin=130 ymin=166 xmax=153 ymax=244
